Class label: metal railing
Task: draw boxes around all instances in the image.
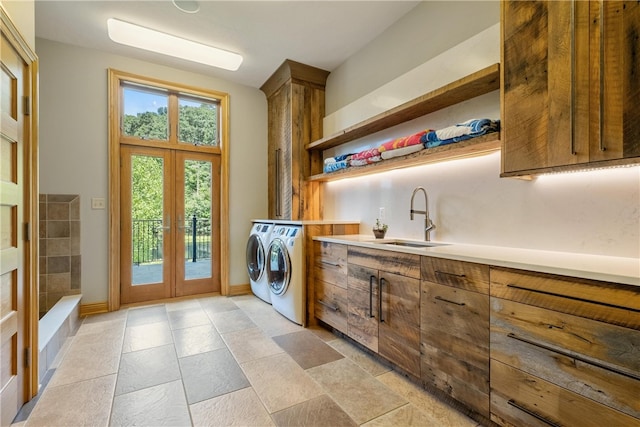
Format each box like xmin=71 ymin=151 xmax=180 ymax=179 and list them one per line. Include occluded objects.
xmin=132 ymin=216 xmax=211 ymax=264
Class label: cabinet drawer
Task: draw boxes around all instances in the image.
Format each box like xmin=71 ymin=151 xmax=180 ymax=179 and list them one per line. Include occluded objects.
xmin=348 ymin=246 xmax=420 ymax=279
xmin=315 ymin=280 xmax=347 ymax=332
xmin=490 ymin=267 xmax=640 ymax=329
xmin=491 ymin=297 xmax=640 ymax=419
xmin=314 ymin=242 xmax=347 ymax=288
xmin=491 ymin=359 xmax=638 ymax=427
xmin=422 ymin=257 xmax=489 ymax=294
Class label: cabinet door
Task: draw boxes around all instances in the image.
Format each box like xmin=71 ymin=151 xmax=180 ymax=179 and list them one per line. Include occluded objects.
xmin=267 ymin=84 xmax=292 ymax=219
xmin=421 ymin=281 xmax=490 ymax=417
xmin=347 ymin=264 xmax=379 ymax=352
xmin=589 ymin=0 xmax=640 ymax=162
xmin=502 ymin=0 xmax=590 ymax=175
xmin=379 ymin=271 xmax=421 ymax=377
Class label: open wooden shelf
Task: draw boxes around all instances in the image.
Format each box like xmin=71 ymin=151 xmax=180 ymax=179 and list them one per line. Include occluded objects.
xmin=308 ymin=132 xmax=501 ymax=182
xmin=306 ymin=63 xmax=500 ymax=152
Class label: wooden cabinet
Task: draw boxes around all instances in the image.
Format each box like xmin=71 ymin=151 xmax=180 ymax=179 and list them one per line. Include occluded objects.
xmin=347 ymin=246 xmax=421 ymax=377
xmin=420 ymin=257 xmax=491 ymax=418
xmin=312 ymin=241 xmax=348 ymax=331
xmin=261 ymin=60 xmax=329 ymax=219
xmin=501 ymin=0 xmax=640 ymax=176
xmin=489 ymin=267 xmax=640 ymax=426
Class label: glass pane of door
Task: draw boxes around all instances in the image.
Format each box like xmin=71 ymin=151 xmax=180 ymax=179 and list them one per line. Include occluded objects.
xmin=183 ymin=159 xmax=212 ymax=280
xmin=131 ymin=154 xmax=166 ymax=284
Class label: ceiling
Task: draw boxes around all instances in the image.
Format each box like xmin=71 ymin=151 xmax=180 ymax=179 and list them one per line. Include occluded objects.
xmin=34 ymin=1 xmax=420 ymax=89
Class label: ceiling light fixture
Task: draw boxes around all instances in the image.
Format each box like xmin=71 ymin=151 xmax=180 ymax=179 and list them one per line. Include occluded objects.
xmin=107 ymin=18 xmax=243 ymax=71
xmin=172 ymin=0 xmax=200 ymax=14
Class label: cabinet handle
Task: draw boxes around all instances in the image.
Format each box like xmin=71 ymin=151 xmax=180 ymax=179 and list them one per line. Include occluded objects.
xmin=570 ymin=0 xmax=576 ymax=156
xmin=598 ymin=0 xmax=606 ymax=152
xmin=369 ymin=275 xmax=376 ymax=318
xmin=435 ymin=270 xmax=466 ymax=280
xmin=317 ymin=299 xmax=339 ymax=312
xmin=506 ymin=283 xmax=640 ymax=313
xmin=321 ymin=260 xmax=340 ymax=267
xmin=507 ymin=332 xmax=640 ymax=382
xmin=275 ymin=148 xmax=281 ymax=217
xmin=434 ymin=295 xmax=465 ymax=306
xmin=507 ymin=399 xmax=561 ymax=427
xmin=379 ymin=277 xmax=387 ymax=323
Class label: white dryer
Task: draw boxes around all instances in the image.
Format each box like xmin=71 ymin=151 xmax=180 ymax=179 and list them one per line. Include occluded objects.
xmin=266 ymin=224 xmax=304 ymax=325
xmin=246 ymin=221 xmax=274 ymax=304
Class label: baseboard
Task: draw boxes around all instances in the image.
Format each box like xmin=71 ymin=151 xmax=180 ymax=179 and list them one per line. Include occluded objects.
xmin=80 ymin=302 xmax=109 ymax=317
xmin=228 ymin=284 xmax=251 ymax=296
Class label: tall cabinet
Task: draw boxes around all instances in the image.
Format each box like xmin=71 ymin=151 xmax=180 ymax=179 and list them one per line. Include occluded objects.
xmin=501 ymin=0 xmax=640 ymax=176
xmin=260 ymin=60 xmax=329 ymax=220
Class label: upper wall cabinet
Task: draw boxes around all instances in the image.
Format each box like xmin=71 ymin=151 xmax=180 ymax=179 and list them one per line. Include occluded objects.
xmin=501 ymin=0 xmax=640 ymax=177
xmin=261 ymin=60 xmax=329 ymax=220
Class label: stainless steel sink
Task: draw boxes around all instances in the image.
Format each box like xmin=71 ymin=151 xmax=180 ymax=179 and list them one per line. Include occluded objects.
xmin=369 ymin=239 xmax=450 ymax=248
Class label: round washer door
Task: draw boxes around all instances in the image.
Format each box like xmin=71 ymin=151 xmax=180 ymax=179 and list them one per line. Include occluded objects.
xmin=246 ymin=234 xmax=265 ymax=282
xmin=266 ymin=238 xmax=291 ymax=296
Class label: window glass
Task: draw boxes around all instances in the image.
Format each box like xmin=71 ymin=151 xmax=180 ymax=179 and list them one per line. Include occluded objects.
xmin=178 ymin=96 xmax=219 ymax=146
xmin=122 ymin=86 xmax=169 ymax=140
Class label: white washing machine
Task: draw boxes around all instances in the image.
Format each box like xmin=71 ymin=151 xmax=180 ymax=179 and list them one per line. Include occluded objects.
xmin=246 ymin=221 xmax=274 ymax=304
xmin=266 ymin=224 xmax=305 ymax=325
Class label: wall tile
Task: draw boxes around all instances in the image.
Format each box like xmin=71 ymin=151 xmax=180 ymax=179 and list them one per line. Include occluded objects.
xmin=70 ymin=256 xmax=81 ymax=289
xmin=47 ymin=238 xmax=70 ymax=257
xmin=47 ymin=203 xmax=69 ymax=221
xmin=47 ymin=273 xmax=70 ymax=293
xmin=47 ymin=256 xmax=70 ymax=274
xmin=47 ymin=221 xmax=70 ymax=238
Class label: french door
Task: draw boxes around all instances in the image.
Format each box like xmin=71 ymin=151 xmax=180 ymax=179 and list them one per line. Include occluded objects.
xmin=120 ymin=146 xmax=220 ymax=304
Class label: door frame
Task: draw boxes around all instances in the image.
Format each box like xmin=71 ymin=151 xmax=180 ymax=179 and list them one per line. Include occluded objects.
xmin=1 ymin=5 xmax=40 ymax=404
xmin=108 ymin=70 xmax=230 ymax=311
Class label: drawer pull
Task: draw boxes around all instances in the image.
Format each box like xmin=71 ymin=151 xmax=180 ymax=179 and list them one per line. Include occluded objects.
xmin=506 ymin=284 xmax=640 ymax=313
xmin=321 ymin=260 xmax=340 ymax=267
xmin=317 ymin=299 xmax=339 ymax=312
xmin=507 ymin=399 xmax=561 ymax=427
xmin=507 ymin=333 xmax=640 ymax=382
xmin=434 ymin=296 xmax=465 ymax=306
xmin=379 ymin=277 xmax=387 ymax=323
xmin=435 ymin=270 xmax=466 ymax=279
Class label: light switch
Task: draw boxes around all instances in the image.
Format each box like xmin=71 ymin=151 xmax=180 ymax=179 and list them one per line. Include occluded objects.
xmin=91 ymin=198 xmax=106 ymax=209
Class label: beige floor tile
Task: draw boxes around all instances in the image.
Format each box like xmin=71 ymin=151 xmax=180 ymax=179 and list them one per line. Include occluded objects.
xmin=271 ymin=394 xmax=357 ymax=427
xmin=81 ymin=308 xmax=128 ymax=325
xmin=165 ymin=298 xmax=201 ymax=312
xmin=126 ymin=305 xmax=168 ymax=327
xmin=328 ymin=338 xmax=392 ymax=377
xmin=190 ymin=387 xmax=274 ymax=427
xmin=376 ymin=370 xmax=477 ymax=427
xmin=172 ymin=323 xmax=226 ymax=358
xmin=209 ymin=308 xmax=256 ymax=333
xmin=25 ymin=374 xmax=116 ymax=427
xmin=75 ymin=317 xmax=126 ymax=337
xmin=241 ymin=353 xmax=324 ymax=413
xmin=307 ymin=358 xmax=406 ymax=424
xmin=198 ymin=295 xmax=239 ymax=314
xmin=273 ymin=330 xmax=344 ymax=369
xmin=48 ymin=328 xmax=123 ymax=388
xmin=167 ymin=307 xmax=211 ymax=330
xmin=307 ymin=325 xmax=338 ymax=342
xmin=247 ymin=308 xmax=304 ymax=337
xmin=115 ymin=344 xmax=181 ymax=395
xmin=221 ymin=327 xmax=284 ymax=363
xmin=111 ymin=380 xmax=191 ymax=426
xmin=361 ymin=403 xmax=440 ymax=427
xmin=122 ymin=321 xmax=173 ymax=353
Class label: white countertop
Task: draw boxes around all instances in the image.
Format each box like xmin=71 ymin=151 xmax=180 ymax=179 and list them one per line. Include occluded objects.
xmin=313 ymin=234 xmax=640 ymax=287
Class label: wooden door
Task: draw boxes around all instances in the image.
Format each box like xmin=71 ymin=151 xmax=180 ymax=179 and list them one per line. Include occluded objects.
xmin=120 ymin=147 xmax=220 ymax=304
xmin=378 ymin=271 xmax=421 ymax=377
xmin=0 ymin=30 xmax=27 ymax=426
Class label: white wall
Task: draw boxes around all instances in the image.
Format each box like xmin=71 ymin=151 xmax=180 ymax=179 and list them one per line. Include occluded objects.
xmin=322 ymin=5 xmax=640 ymax=259
xmin=36 ymin=38 xmax=268 ymax=304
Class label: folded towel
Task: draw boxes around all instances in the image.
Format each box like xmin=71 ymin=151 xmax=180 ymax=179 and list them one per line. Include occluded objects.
xmin=323 ymin=160 xmax=349 ymax=173
xmin=324 ymin=153 xmax=352 ymax=164
xmin=351 ymin=156 xmax=382 ymax=166
xmin=421 ymin=118 xmax=500 ymax=148
xmin=350 ymin=147 xmax=380 ymax=161
xmin=378 ymin=130 xmax=429 ymax=152
xmin=380 ymin=143 xmax=424 ymax=160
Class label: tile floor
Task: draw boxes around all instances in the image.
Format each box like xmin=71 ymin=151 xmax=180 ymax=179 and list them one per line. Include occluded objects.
xmin=13 ymin=294 xmax=484 ymax=426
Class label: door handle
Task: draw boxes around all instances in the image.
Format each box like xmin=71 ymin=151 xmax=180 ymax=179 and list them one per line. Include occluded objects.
xmin=177 ymin=214 xmax=185 ymax=232
xmin=161 ymin=215 xmax=171 ymax=231
xmin=379 ymin=277 xmax=386 ymax=323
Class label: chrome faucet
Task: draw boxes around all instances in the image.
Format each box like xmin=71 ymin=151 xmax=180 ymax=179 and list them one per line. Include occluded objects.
xmin=410 ymin=186 xmax=435 ymax=241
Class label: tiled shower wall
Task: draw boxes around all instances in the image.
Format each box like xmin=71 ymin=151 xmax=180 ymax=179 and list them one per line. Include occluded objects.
xmin=39 ymin=194 xmax=81 ymax=318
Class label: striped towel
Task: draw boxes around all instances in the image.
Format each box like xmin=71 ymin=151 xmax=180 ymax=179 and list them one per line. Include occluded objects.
xmin=378 ymin=130 xmax=429 ymax=152
xmin=421 ymin=118 xmax=500 ymax=148
xmin=380 ymin=143 xmax=424 ymax=160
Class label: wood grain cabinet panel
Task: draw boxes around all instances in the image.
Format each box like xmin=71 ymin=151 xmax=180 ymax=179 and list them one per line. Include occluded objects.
xmin=421 ymin=258 xmax=490 ymax=418
xmin=314 ymin=279 xmax=347 ymax=332
xmin=489 ymin=267 xmax=640 ymax=426
xmin=312 ymin=242 xmax=348 ymax=330
xmin=501 ymin=0 xmax=640 ymax=176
